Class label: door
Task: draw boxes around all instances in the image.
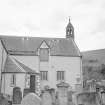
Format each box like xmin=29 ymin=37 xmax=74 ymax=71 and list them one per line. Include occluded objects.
xmin=30 ymin=75 xmax=35 ymax=93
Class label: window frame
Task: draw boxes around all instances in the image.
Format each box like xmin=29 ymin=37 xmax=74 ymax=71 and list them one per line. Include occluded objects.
xmin=39 ymin=48 xmax=49 ymax=62
xmin=40 ymin=71 xmax=48 ymax=81
xmin=10 ymin=74 xmax=16 ymax=87
xmin=57 ymin=71 xmax=65 ymax=81
xmin=25 ymin=74 xmax=30 ymax=88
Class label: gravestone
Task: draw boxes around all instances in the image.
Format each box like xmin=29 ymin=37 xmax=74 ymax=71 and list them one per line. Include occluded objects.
xmin=56 ymin=82 xmax=69 ymax=105
xmin=41 ymin=90 xmax=52 ymax=105
xmin=13 ymin=87 xmax=22 ymax=104
xmin=67 ymin=91 xmax=73 ymax=102
xmin=50 ymin=88 xmax=56 ymax=105
xmin=23 ymin=88 xmax=30 ymax=97
xmin=0 ymin=94 xmax=9 ymax=105
xmin=21 ymin=93 xmax=41 ymax=105
xmin=101 ymin=91 xmax=105 ymax=104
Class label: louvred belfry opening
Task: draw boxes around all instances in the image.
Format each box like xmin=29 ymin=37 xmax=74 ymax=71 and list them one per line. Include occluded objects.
xmin=66 ymin=18 xmax=74 ymax=39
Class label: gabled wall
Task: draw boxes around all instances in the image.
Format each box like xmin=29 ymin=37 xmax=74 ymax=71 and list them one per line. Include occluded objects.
xmin=40 ymin=56 xmax=82 ymax=90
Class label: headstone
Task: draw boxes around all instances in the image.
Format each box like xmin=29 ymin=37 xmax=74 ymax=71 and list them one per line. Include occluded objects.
xmin=23 ymin=88 xmax=30 ymax=97
xmin=101 ymin=91 xmax=105 ymax=104
xmin=67 ymin=91 xmax=73 ymax=102
xmin=13 ymin=87 xmax=22 ymax=104
xmin=50 ymin=88 xmax=56 ymax=105
xmin=41 ymin=90 xmax=52 ymax=105
xmin=0 ymin=94 xmax=9 ymax=105
xmin=21 ymin=93 xmax=41 ymax=105
xmin=56 ymin=82 xmax=69 ymax=105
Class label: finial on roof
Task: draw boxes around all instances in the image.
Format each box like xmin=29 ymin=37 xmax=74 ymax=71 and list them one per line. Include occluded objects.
xmin=66 ymin=16 xmax=74 ymax=39
xmin=69 ymin=16 xmax=70 ymax=23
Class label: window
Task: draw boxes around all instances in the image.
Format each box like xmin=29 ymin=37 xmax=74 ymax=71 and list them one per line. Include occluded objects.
xmin=57 ymin=71 xmax=65 ymax=81
xmin=40 ymin=71 xmax=48 ymax=80
xmin=25 ymin=74 xmax=30 ymax=88
xmin=39 ymin=48 xmax=49 ymax=62
xmin=11 ymin=74 xmax=16 ymax=86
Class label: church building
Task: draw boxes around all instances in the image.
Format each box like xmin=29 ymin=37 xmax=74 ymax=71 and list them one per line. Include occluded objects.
xmin=0 ymin=19 xmax=82 ymax=100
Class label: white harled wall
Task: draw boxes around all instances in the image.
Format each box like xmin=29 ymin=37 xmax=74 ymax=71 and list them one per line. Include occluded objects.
xmin=40 ymin=56 xmax=82 ymax=90
xmin=11 ymin=55 xmax=82 ymax=90
xmin=1 ymin=73 xmax=25 ymax=97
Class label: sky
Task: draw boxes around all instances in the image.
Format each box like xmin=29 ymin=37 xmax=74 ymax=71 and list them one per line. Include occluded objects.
xmin=0 ymin=0 xmax=105 ymax=51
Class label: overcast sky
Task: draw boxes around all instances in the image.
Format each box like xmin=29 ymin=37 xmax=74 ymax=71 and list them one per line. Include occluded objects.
xmin=0 ymin=0 xmax=105 ymax=51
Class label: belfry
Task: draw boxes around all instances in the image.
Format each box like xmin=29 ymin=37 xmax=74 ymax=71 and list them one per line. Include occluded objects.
xmin=66 ymin=18 xmax=74 ymax=39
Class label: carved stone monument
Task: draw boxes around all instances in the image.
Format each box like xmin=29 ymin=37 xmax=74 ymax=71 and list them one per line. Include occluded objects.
xmin=56 ymin=82 xmax=69 ymax=105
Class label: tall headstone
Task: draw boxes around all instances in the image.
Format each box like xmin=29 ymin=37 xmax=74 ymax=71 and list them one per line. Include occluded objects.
xmin=101 ymin=90 xmax=105 ymax=104
xmin=13 ymin=87 xmax=22 ymax=104
xmin=56 ymin=82 xmax=69 ymax=105
xmin=50 ymin=88 xmax=56 ymax=105
xmin=41 ymin=90 xmax=52 ymax=105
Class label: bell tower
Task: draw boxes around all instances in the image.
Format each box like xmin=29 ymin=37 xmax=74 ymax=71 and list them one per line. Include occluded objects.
xmin=66 ymin=18 xmax=74 ymax=39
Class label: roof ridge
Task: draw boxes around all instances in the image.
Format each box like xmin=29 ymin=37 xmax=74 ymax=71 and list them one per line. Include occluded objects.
xmin=0 ymin=36 xmax=81 ymax=56
xmin=0 ymin=35 xmax=65 ymax=39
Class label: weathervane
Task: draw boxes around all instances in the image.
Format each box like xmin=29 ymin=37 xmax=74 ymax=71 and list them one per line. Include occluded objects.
xmin=69 ymin=16 xmax=70 ymax=23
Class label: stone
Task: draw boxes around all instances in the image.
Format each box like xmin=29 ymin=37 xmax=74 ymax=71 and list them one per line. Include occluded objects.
xmin=23 ymin=88 xmax=30 ymax=97
xmin=41 ymin=90 xmax=52 ymax=105
xmin=21 ymin=93 xmax=41 ymax=105
xmin=13 ymin=87 xmax=22 ymax=104
xmin=57 ymin=82 xmax=69 ymax=105
xmin=0 ymin=94 xmax=9 ymax=105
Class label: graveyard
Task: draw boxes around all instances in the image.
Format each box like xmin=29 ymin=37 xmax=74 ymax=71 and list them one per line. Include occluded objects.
xmin=1 ymin=79 xmax=105 ymax=105
xmin=0 ymin=13 xmax=104 ymax=105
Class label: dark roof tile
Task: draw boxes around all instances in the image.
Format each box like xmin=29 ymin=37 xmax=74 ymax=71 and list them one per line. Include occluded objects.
xmin=3 ymin=56 xmax=38 ymax=74
xmin=0 ymin=36 xmax=81 ymax=56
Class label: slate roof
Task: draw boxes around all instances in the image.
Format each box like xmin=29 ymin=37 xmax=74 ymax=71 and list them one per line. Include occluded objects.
xmin=3 ymin=56 xmax=38 ymax=74
xmin=15 ymin=59 xmax=38 ymax=74
xmin=0 ymin=35 xmax=81 ymax=56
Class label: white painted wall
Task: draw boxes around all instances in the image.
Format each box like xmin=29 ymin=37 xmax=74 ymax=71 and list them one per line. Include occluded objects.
xmin=11 ymin=55 xmax=82 ymax=90
xmin=1 ymin=73 xmax=25 ymax=97
xmin=40 ymin=56 xmax=82 ymax=90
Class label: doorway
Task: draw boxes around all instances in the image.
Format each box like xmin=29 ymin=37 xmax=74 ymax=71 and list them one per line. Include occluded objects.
xmin=30 ymin=75 xmax=35 ymax=92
